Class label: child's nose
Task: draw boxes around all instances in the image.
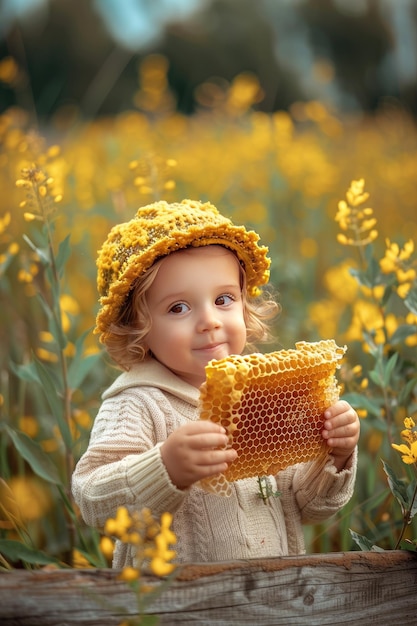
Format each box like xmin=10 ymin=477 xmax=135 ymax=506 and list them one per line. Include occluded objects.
xmin=197 ymin=305 xmax=221 ymax=332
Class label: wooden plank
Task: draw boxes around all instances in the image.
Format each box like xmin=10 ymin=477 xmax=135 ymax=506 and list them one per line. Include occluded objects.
xmin=1 ymin=551 xmax=417 ymax=625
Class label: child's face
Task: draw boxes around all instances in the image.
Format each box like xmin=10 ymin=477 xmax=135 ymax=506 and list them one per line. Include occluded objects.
xmin=145 ymin=245 xmax=247 ymax=387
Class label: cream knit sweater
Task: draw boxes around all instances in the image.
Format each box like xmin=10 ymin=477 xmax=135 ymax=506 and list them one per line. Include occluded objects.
xmin=72 ymin=358 xmax=357 ymax=567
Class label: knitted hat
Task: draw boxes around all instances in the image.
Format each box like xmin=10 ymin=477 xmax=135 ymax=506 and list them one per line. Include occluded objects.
xmin=95 ymin=199 xmax=270 ymax=340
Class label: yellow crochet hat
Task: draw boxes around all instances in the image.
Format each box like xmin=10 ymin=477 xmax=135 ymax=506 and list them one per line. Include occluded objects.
xmin=95 ymin=199 xmax=270 ymax=340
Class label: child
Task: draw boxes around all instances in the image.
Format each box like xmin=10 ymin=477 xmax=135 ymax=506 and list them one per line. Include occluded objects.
xmin=72 ymin=199 xmax=359 ymax=567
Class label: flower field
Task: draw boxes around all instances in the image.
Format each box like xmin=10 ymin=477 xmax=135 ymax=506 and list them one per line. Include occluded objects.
xmin=1 ymin=59 xmax=417 ymax=571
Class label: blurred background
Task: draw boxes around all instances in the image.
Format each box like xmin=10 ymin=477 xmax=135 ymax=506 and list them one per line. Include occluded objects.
xmin=1 ymin=0 xmax=417 ymax=120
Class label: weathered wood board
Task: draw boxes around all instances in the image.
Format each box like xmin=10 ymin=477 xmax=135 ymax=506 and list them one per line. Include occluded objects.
xmin=1 ymin=551 xmax=416 ymax=625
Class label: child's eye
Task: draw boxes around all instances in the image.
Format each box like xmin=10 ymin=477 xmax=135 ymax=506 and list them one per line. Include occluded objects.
xmin=215 ymin=294 xmax=235 ymax=306
xmin=169 ymin=302 xmax=189 ymax=314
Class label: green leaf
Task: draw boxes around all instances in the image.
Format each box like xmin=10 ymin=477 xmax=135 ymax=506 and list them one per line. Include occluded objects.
xmin=350 ymin=246 xmax=382 ymax=288
xmin=48 ymin=310 xmax=68 ymax=351
xmin=407 ymin=480 xmax=417 ymax=520
xmin=22 ymin=234 xmax=49 ymax=265
xmin=33 ymin=356 xmax=72 ymax=450
xmin=9 ymin=360 xmax=41 ymax=384
xmin=55 ymin=234 xmax=71 ymax=278
xmin=68 ymin=349 xmax=102 ymax=390
xmin=349 ymin=529 xmax=385 ymax=552
xmin=35 ymin=289 xmax=54 ymax=320
xmin=5 ymin=426 xmax=62 ymax=485
xmin=349 ymin=267 xmax=372 ymax=288
xmin=341 ymin=392 xmax=382 ymax=418
xmin=399 ymin=539 xmax=417 ymax=552
xmin=382 ymin=460 xmax=409 ymax=515
xmin=398 ymin=376 xmax=417 ymax=406
xmin=381 ymin=283 xmax=394 ymax=308
xmin=369 ymin=366 xmax=385 ymax=388
xmin=390 ymin=324 xmax=417 ymax=345
xmin=0 ymin=539 xmax=62 ymax=566
xmin=404 ymin=287 xmax=417 ymax=315
xmin=68 ymin=330 xmax=101 ymax=389
xmin=383 ymin=352 xmax=398 ymax=387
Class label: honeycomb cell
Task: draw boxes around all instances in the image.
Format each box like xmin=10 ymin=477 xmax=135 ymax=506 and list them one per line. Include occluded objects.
xmin=198 ymin=339 xmax=346 ymax=496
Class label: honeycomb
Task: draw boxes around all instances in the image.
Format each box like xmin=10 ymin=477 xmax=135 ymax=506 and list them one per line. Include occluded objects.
xmin=198 ymin=339 xmax=346 ymax=496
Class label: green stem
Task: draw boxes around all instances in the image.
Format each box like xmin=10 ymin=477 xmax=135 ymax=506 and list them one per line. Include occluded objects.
xmin=36 ymin=183 xmax=76 ymax=566
xmin=394 ymin=465 xmax=417 ymax=550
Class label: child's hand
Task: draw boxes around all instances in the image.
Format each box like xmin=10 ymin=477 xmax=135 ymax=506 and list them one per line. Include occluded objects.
xmin=161 ymin=421 xmax=237 ymax=490
xmin=322 ymin=400 xmax=360 ymax=472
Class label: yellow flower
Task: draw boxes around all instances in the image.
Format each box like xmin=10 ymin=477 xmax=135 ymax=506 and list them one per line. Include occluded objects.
xmin=64 ymin=342 xmax=76 ymax=358
xmin=39 ymin=330 xmax=54 ymax=343
xmin=336 ymin=232 xmax=349 ymax=245
xmin=346 ymin=178 xmax=369 ymax=206
xmin=335 ymin=179 xmax=377 ymax=247
xmin=392 ymin=417 xmax=417 ymax=463
xmin=104 ymin=506 xmax=132 ymax=537
xmin=335 ymin=200 xmax=350 ymax=231
xmin=396 ymin=268 xmax=416 ymax=283
xmin=324 ymin=261 xmax=358 ymax=303
xmin=23 ymin=212 xmax=37 ymax=222
xmin=397 ymin=282 xmax=411 ymax=299
xmin=160 ymin=512 xmax=176 ymax=543
xmin=404 ymin=417 xmax=416 ymax=429
xmin=36 ymin=347 xmax=59 ymax=363
xmin=100 ymin=536 xmax=115 ymax=559
xmin=72 ymin=409 xmax=92 ymax=429
xmin=400 ymin=239 xmax=414 ymax=260
xmin=119 ymin=566 xmax=140 ymax=582
xmin=380 ymin=239 xmax=415 ymax=277
xmin=391 ymin=441 xmax=417 ymax=464
xmin=60 ymin=293 xmax=80 ymax=315
xmin=0 ymin=211 xmax=11 ymax=234
xmin=400 ymin=429 xmax=414 ymax=444
xmin=163 ymin=179 xmax=176 ymax=191
xmin=72 ymin=549 xmax=93 ymax=568
xmin=145 ymin=512 xmax=177 ymax=577
xmin=5 ymin=476 xmax=52 ymax=522
xmin=150 ymin=556 xmax=176 ymax=577
xmin=18 ymin=415 xmax=39 ymax=438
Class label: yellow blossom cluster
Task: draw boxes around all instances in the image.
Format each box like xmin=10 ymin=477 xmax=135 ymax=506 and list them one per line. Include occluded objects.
xmin=101 ymin=506 xmax=177 ymax=580
xmin=16 ymin=163 xmax=63 ymax=222
xmin=380 ymin=239 xmax=416 ymax=299
xmin=335 ymin=178 xmax=378 ymax=247
xmin=392 ymin=417 xmax=417 ymax=465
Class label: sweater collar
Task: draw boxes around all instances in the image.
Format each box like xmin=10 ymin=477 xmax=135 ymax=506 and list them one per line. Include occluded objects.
xmin=102 ymin=358 xmax=200 ymax=407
